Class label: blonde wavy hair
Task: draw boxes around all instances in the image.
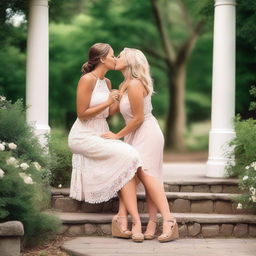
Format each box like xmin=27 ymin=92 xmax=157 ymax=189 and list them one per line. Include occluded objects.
xmin=122 ymin=48 xmax=154 ymax=95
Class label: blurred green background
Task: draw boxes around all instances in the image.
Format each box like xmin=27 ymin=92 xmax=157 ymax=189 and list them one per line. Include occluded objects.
xmin=0 ymin=0 xmax=255 ymax=153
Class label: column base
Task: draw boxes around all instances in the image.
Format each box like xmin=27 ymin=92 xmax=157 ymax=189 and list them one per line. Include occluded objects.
xmin=206 ymin=129 xmax=235 ymax=177
xmin=30 ymin=123 xmax=50 ymax=148
xmin=206 ymin=158 xmax=229 ymax=177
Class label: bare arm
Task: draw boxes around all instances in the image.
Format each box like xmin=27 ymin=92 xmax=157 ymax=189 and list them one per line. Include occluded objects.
xmin=109 ymin=99 xmax=120 ymax=116
xmin=76 ymin=75 xmax=115 ymax=121
xmin=102 ymin=80 xmax=145 ymax=139
xmin=105 ymin=78 xmax=120 ymax=116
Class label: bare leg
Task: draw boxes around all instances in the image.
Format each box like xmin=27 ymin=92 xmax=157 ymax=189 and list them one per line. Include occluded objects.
xmin=118 ymin=183 xmax=158 ymax=235
xmin=116 ymin=197 xmax=128 ymax=231
xmin=117 ymin=173 xmax=141 ymax=231
xmin=137 ymin=170 xmax=175 ymax=234
xmin=144 ymin=191 xmax=158 ymax=235
xmin=118 ymin=177 xmax=141 ymax=234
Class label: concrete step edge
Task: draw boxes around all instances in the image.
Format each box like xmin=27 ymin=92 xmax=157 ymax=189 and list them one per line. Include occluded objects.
xmin=164 ymin=179 xmax=239 ymax=185
xmin=51 ymin=182 xmax=241 ymax=196
xmin=45 ymin=210 xmax=256 ymax=224
xmin=52 ymin=191 xmax=242 ymax=201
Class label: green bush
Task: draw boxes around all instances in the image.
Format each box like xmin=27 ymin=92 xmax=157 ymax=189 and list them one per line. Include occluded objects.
xmin=49 ymin=127 xmax=72 ymax=187
xmin=0 ymin=96 xmax=60 ymax=247
xmin=226 ymin=86 xmax=256 ymax=211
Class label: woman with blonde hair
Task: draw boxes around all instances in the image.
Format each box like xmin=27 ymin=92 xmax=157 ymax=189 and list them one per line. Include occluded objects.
xmin=102 ymin=48 xmax=179 ymax=242
xmin=68 ymin=43 xmax=144 ymax=242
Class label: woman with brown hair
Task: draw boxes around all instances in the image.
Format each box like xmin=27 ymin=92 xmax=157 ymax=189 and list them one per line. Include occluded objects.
xmin=68 ymin=43 xmax=144 ymax=242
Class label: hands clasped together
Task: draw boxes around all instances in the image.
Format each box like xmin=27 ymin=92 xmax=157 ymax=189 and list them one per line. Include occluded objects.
xmin=107 ymin=89 xmax=121 ymax=104
xmin=102 ymin=89 xmax=122 ymax=140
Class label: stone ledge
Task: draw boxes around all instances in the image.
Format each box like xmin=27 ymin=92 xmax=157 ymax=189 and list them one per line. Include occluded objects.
xmin=45 ymin=211 xmax=256 ymax=238
xmin=0 ymin=221 xmax=24 ymax=237
xmin=52 ymin=189 xmax=241 ymax=201
xmin=51 ymin=180 xmax=240 ymax=196
xmin=164 ymin=179 xmax=239 ymax=185
xmin=138 ymin=192 xmax=240 ymax=201
xmin=51 ymin=187 xmax=70 ymax=196
xmin=52 ymin=194 xmax=255 ymax=215
xmin=0 ymin=221 xmax=24 ymax=256
xmin=59 ymin=222 xmax=256 ymax=238
xmin=45 ymin=210 xmax=256 ymax=225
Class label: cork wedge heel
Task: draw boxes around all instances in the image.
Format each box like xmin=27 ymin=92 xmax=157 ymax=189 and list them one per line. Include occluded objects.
xmin=158 ymin=218 xmax=179 ymax=243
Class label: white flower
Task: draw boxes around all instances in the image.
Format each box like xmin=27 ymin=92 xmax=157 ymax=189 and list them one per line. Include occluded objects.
xmin=24 ymin=176 xmax=33 ymax=184
xmin=245 ymin=166 xmax=250 ymax=170
xmin=237 ymin=203 xmax=243 ymax=209
xmin=20 ymin=163 xmax=29 ymax=170
xmin=19 ymin=172 xmax=33 ymax=184
xmin=0 ymin=143 xmax=5 ymax=151
xmin=8 ymin=143 xmax=17 ymax=150
xmin=6 ymin=157 xmax=18 ymax=166
xmin=58 ymin=184 xmax=62 ymax=188
xmin=242 ymin=176 xmax=249 ymax=181
xmin=0 ymin=169 xmax=5 ymax=178
xmin=250 ymin=162 xmax=256 ymax=168
xmin=251 ymin=195 xmax=256 ymax=203
xmin=2 ymin=142 xmax=6 ymax=146
xmin=249 ymin=187 xmax=256 ymax=195
xmin=33 ymin=162 xmax=41 ymax=171
xmin=0 ymin=96 xmax=6 ymax=101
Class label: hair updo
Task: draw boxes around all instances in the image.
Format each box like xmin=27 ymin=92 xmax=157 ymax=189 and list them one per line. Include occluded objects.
xmin=81 ymin=43 xmax=111 ymax=75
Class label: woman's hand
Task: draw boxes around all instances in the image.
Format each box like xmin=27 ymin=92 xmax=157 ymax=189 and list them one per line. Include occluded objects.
xmin=108 ymin=90 xmax=121 ymax=116
xmin=111 ymin=89 xmax=121 ymax=101
xmin=107 ymin=90 xmax=120 ymax=105
xmin=101 ymin=131 xmax=121 ymax=139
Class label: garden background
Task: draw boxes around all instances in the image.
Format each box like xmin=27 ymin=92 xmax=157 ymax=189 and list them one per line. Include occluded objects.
xmin=0 ymin=0 xmax=255 ymax=252
xmin=0 ymin=0 xmax=255 ymax=153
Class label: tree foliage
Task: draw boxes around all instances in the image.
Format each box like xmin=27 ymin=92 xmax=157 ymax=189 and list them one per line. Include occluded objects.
xmin=0 ymin=0 xmax=254 ymax=133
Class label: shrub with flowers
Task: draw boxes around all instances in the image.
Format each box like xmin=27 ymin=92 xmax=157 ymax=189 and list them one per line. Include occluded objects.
xmin=226 ymin=86 xmax=256 ymax=212
xmin=0 ymin=96 xmax=60 ymax=247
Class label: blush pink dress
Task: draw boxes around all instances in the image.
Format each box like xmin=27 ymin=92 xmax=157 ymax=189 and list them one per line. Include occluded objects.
xmin=119 ymin=90 xmax=164 ymax=191
xmin=68 ymin=78 xmax=142 ymax=203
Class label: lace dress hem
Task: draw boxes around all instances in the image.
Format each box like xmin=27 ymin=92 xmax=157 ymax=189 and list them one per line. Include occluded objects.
xmin=69 ymin=158 xmax=142 ymax=204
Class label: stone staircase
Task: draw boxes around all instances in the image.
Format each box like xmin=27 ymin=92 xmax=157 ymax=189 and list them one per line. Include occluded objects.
xmin=47 ymin=169 xmax=256 ymax=239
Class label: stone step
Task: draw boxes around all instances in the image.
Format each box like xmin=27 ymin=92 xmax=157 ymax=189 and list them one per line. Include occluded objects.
xmin=45 ymin=210 xmax=256 ymax=238
xmin=164 ymin=180 xmax=242 ymax=194
xmin=51 ymin=191 xmax=255 ymax=215
xmin=52 ymin=177 xmax=242 ymax=196
xmin=61 ymin=237 xmax=256 ymax=256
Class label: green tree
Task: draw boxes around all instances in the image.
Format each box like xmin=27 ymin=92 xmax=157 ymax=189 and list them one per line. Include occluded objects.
xmin=150 ymin=0 xmax=205 ymax=151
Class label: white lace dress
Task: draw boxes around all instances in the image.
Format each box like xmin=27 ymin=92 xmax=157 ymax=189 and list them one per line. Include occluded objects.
xmin=68 ymin=78 xmax=142 ymax=203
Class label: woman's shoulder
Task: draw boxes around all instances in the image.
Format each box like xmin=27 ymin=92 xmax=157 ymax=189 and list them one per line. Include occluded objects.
xmin=78 ymin=73 xmax=96 ymax=90
xmin=128 ymin=78 xmax=143 ymax=87
xmin=80 ymin=73 xmax=95 ymax=82
xmin=119 ymin=79 xmax=144 ymax=94
xmin=127 ymin=79 xmax=146 ymax=96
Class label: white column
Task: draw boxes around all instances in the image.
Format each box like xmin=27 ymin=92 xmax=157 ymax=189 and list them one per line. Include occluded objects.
xmin=26 ymin=0 xmax=50 ymax=147
xmin=206 ymin=0 xmax=236 ymax=177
